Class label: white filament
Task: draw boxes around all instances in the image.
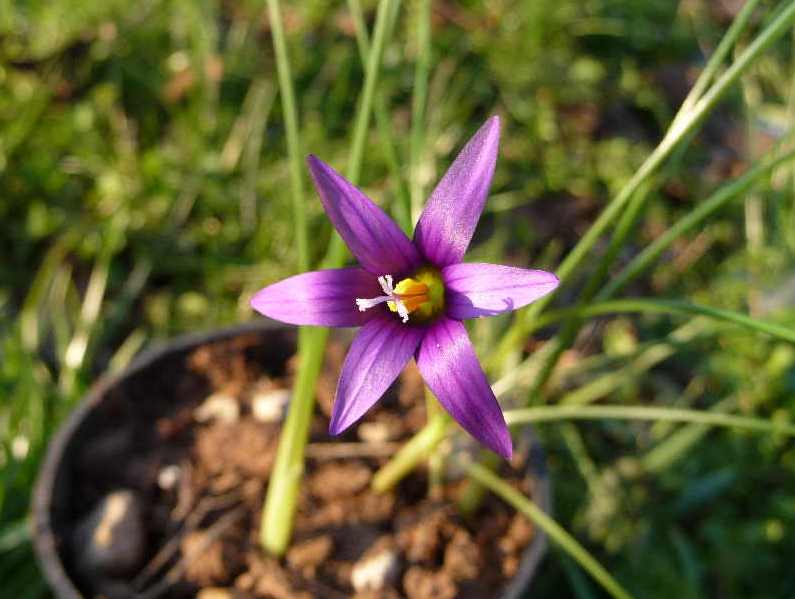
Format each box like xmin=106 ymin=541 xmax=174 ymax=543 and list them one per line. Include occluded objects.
xmin=355 ymin=274 xmax=409 ymax=323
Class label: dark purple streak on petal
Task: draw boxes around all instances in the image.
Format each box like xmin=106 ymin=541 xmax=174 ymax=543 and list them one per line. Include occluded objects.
xmin=250 ymin=267 xmax=380 ymax=327
xmin=416 ymin=317 xmax=512 ymax=458
xmin=443 ymin=263 xmax=559 ymax=320
xmin=330 ymin=314 xmax=425 ymax=434
xmin=414 ymin=116 xmax=501 ymax=267
xmin=307 ymin=155 xmax=422 ymax=275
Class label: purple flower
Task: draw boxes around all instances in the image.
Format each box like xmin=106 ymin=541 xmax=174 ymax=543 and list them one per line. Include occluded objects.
xmin=251 ymin=117 xmax=558 ymax=458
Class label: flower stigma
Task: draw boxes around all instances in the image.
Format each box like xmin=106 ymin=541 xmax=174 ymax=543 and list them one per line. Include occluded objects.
xmin=355 ymin=267 xmax=445 ymax=323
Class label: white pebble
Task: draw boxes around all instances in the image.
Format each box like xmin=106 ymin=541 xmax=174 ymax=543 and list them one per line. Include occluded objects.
xmin=251 ymin=389 xmax=290 ymax=423
xmin=194 ymin=393 xmax=239 ymax=424
xmin=351 ymin=549 xmax=401 ymax=592
xmin=157 ymin=464 xmax=181 ymax=491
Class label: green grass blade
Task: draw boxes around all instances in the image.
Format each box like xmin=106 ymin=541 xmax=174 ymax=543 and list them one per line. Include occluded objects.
xmin=600 ymin=145 xmax=795 ymax=299
xmin=347 ymin=0 xmax=411 ymax=231
xmin=676 ymin=0 xmax=764 ymax=119
xmin=409 ymin=0 xmax=431 ymax=224
xmin=504 ymin=405 xmax=795 ymax=436
xmin=541 ymin=299 xmax=795 ymax=345
xmin=323 ymin=0 xmax=400 ymax=267
xmin=463 ymin=461 xmax=635 ymax=599
xmin=512 ymin=1 xmax=795 ymax=328
xmin=266 ymin=0 xmax=308 ymax=272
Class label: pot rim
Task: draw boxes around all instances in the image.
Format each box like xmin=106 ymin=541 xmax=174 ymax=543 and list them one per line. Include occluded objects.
xmin=32 ymin=319 xmax=551 ymax=598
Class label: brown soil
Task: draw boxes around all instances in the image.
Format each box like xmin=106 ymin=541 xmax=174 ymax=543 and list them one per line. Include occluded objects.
xmin=65 ymin=329 xmax=543 ymax=598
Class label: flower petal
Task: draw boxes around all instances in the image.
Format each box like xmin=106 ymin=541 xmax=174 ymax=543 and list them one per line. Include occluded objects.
xmin=414 ymin=116 xmax=501 ymax=267
xmin=416 ymin=317 xmax=512 ymax=458
xmin=330 ymin=314 xmax=425 ymax=434
xmin=443 ymin=263 xmax=559 ymax=320
xmin=307 ymin=155 xmax=422 ymax=275
xmin=250 ymin=267 xmax=380 ymax=327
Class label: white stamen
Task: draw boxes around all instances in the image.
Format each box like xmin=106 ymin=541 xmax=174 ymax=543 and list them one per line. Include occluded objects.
xmin=355 ymin=274 xmax=410 ymax=323
xmin=378 ymin=274 xmax=394 ymax=295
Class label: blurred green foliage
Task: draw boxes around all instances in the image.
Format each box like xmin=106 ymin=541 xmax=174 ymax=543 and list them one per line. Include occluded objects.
xmin=1 ymin=0 xmax=794 ymax=597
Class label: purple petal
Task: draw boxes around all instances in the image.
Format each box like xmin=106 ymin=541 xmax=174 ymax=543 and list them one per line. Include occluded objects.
xmin=414 ymin=116 xmax=501 ymax=267
xmin=250 ymin=267 xmax=380 ymax=327
xmin=443 ymin=263 xmax=559 ymax=320
xmin=330 ymin=314 xmax=425 ymax=434
xmin=416 ymin=317 xmax=512 ymax=458
xmin=307 ymin=155 xmax=422 ymax=276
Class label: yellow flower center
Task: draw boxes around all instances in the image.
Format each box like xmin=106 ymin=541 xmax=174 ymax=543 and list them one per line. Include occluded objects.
xmin=355 ymin=267 xmax=445 ymax=324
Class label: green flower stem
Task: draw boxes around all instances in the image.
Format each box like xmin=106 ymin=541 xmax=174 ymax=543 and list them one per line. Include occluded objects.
xmin=425 ymin=387 xmax=445 ymax=497
xmin=261 ymin=0 xmax=399 ymax=556
xmin=462 ymin=461 xmax=636 ymax=599
xmin=371 ymin=411 xmax=451 ymax=493
xmin=260 ymin=326 xmax=328 ymax=555
xmin=503 ymin=405 xmax=795 ymax=436
xmin=259 ymin=0 xmax=312 ymax=555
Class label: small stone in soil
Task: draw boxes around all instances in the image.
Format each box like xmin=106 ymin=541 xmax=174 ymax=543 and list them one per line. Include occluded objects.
xmin=308 ymin=462 xmax=372 ymax=500
xmin=286 ymin=535 xmax=334 ymax=577
xmin=157 ymin=464 xmax=181 ymax=491
xmin=238 ymin=555 xmax=312 ymax=599
xmin=356 ymin=414 xmax=402 ymax=443
xmin=195 ymin=392 xmax=240 ymax=424
xmin=251 ymin=388 xmax=290 ymax=423
xmin=499 ymin=514 xmax=534 ymax=553
xmin=396 ymin=508 xmax=446 ymax=563
xmin=443 ymin=529 xmax=481 ymax=581
xmin=403 ymin=566 xmax=457 ymax=599
xmin=181 ymin=530 xmax=240 ymax=586
xmin=196 ymin=588 xmax=242 ymax=599
xmin=350 ymin=541 xmax=401 ymax=592
xmin=74 ymin=489 xmax=145 ymax=577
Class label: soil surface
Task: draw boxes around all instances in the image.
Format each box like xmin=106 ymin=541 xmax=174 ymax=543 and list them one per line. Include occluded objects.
xmin=62 ymin=329 xmax=542 ymax=598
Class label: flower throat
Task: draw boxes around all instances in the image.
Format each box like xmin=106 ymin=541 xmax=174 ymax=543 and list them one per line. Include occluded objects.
xmin=355 ymin=267 xmax=445 ymax=324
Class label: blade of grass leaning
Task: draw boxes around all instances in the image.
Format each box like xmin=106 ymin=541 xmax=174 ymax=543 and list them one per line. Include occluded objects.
xmin=409 ymin=0 xmax=431 ymax=225
xmin=266 ymin=0 xmax=308 ymax=272
xmin=347 ymin=0 xmax=411 ymax=231
xmin=323 ymin=0 xmax=400 ymax=268
xmin=641 ymin=396 xmax=738 ymax=474
xmin=599 ymin=144 xmax=795 ymax=299
xmin=503 ymin=405 xmax=795 ymax=436
xmin=371 ymin=412 xmax=451 ymax=493
xmin=463 ymin=461 xmax=635 ymax=599
xmin=501 ymin=0 xmax=795 ymax=353
xmin=539 ymin=299 xmax=795 ymax=345
xmin=492 ymin=140 xmax=795 ymax=368
xmin=261 ymin=0 xmax=399 ymax=556
xmin=675 ymin=0 xmax=764 ymax=120
xmin=59 ymin=238 xmax=114 ymax=397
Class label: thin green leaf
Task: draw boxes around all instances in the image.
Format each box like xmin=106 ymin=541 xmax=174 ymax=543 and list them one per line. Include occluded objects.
xmin=463 ymin=461 xmax=636 ymax=599
xmin=504 ymin=405 xmax=795 ymax=436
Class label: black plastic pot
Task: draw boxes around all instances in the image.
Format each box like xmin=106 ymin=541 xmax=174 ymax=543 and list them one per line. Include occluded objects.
xmin=33 ymin=320 xmax=550 ymax=598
